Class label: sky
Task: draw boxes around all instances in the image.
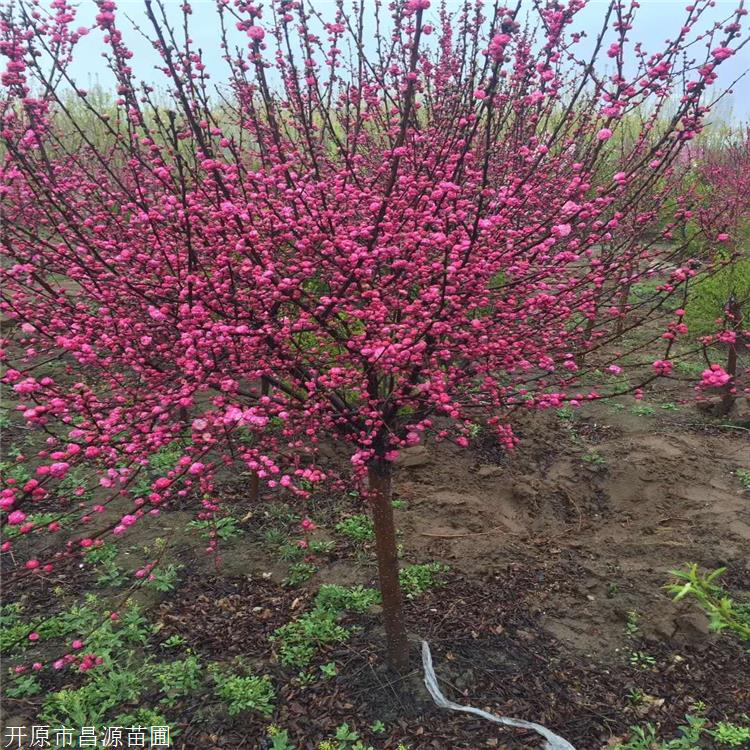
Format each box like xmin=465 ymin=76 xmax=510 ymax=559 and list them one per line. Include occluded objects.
xmin=58 ymin=0 xmax=750 ymax=121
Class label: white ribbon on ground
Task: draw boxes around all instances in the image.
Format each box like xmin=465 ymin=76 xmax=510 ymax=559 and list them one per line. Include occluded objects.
xmin=421 ymin=640 xmax=577 ymax=750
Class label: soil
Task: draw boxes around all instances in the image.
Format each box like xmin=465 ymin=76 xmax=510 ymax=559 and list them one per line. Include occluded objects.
xmin=2 ymin=388 xmax=749 ymax=750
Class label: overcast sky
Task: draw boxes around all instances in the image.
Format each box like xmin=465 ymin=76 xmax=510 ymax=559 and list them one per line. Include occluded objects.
xmin=60 ymin=0 xmax=749 ymax=120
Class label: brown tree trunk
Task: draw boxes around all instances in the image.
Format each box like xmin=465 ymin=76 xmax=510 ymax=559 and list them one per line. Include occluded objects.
xmin=719 ymin=297 xmax=741 ymax=417
xmin=368 ymin=458 xmax=410 ymax=673
xmin=249 ymin=378 xmax=271 ymax=506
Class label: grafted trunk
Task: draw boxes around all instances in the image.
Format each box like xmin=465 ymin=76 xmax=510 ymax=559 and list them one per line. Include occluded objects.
xmin=368 ymin=458 xmax=410 ymax=673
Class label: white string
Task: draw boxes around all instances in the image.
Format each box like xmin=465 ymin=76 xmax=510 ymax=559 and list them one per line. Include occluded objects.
xmin=421 ymin=640 xmax=577 ymax=750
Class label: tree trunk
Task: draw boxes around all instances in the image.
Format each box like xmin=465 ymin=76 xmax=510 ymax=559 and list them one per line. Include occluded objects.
xmin=249 ymin=378 xmax=271 ymax=506
xmin=368 ymin=458 xmax=410 ymax=673
xmin=719 ymin=297 xmax=741 ymax=417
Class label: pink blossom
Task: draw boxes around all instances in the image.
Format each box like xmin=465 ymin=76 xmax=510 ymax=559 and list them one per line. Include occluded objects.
xmin=7 ymin=510 xmax=27 ymax=525
xmin=597 ymin=128 xmax=613 ymax=141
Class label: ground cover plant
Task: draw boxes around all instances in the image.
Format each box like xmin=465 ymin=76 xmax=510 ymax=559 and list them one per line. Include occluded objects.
xmin=1 ymin=0 xmax=750 ymax=747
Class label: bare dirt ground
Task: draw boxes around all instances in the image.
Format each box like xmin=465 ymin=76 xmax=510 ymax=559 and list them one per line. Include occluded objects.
xmin=2 ymin=384 xmax=749 ymax=750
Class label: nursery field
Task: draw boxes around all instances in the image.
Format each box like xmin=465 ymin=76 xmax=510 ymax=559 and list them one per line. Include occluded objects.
xmin=2 ymin=341 xmax=749 ymax=749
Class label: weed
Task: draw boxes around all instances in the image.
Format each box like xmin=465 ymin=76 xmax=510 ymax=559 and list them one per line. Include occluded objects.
xmin=557 ymin=406 xmax=575 ymax=420
xmin=146 ymin=564 xmax=182 ymax=592
xmin=309 ymin=539 xmax=336 ymax=556
xmin=314 ymin=584 xmax=380 ymax=613
xmin=370 ymin=720 xmax=386 ymax=734
xmin=631 ymin=404 xmax=656 ymax=417
xmin=150 ymin=654 xmax=202 ymax=707
xmin=582 ymin=450 xmax=607 ymax=469
xmin=41 ymin=665 xmax=143 ymax=727
xmin=391 ymin=499 xmax=408 ymax=510
xmin=284 ymin=562 xmax=318 ymax=587
xmin=335 ymin=515 xmax=374 ymax=542
xmin=628 ymin=650 xmax=656 ymax=668
xmin=265 ymin=503 xmax=300 ymax=525
xmin=188 ymin=516 xmax=243 ymax=541
xmin=5 ymin=673 xmax=42 ymax=698
xmin=616 ymin=707 xmax=750 ymax=750
xmin=626 ymin=688 xmax=645 ymax=706
xmin=297 ymin=670 xmax=317 ymax=687
xmin=113 ymin=708 xmax=171 ymax=732
xmin=625 ymin=610 xmax=641 ymax=637
xmin=666 ymin=565 xmax=750 ymax=641
xmin=709 ymin=721 xmax=750 ymax=747
xmin=267 ymin=726 xmax=296 ymax=750
xmin=161 ymin=634 xmax=188 ymax=649
xmin=0 ymin=603 xmax=28 ymax=654
xmin=84 ymin=543 xmax=127 ymax=588
xmin=735 ymin=469 xmax=750 ymax=491
xmin=399 ymin=562 xmax=448 ymax=599
xmin=271 ymin=609 xmax=349 ymax=669
xmin=210 ymin=665 xmax=275 ymax=717
xmin=279 ymin=542 xmax=307 ymax=561
xmin=320 ymin=723 xmax=375 ymax=750
xmin=319 ymin=661 xmax=338 ymax=679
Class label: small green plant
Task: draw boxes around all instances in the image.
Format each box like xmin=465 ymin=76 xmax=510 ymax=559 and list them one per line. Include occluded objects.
xmin=556 ymin=406 xmax=575 ymax=420
xmin=631 ymin=404 xmax=656 ymax=417
xmin=0 ymin=603 xmax=28 ymax=654
xmin=399 ymin=562 xmax=448 ymax=599
xmin=321 ymin=723 xmax=374 ymax=750
xmin=187 ymin=516 xmax=243 ymax=541
xmin=279 ymin=541 xmax=306 ymax=561
xmin=370 ymin=720 xmax=386 ymax=734
xmin=582 ymin=450 xmax=607 ymax=469
xmin=391 ymin=499 xmax=407 ymax=510
xmin=284 ymin=562 xmax=318 ymax=587
xmin=150 ymin=654 xmax=202 ymax=707
xmin=309 ymin=539 xmax=336 ymax=556
xmin=263 ymin=527 xmax=288 ymax=549
xmin=625 ymin=610 xmax=641 ymax=637
xmin=272 ymin=609 xmax=349 ymax=668
xmin=267 ymin=726 xmax=296 ymax=750
xmin=265 ymin=503 xmax=300 ymax=525
xmin=314 ymin=584 xmax=381 ymax=613
xmin=709 ymin=721 xmax=750 ymax=747
xmin=628 ymin=650 xmax=656 ymax=669
xmin=335 ymin=515 xmax=374 ymax=542
xmin=210 ymin=666 xmax=275 ymax=717
xmin=113 ymin=707 xmax=171 ymax=732
xmin=616 ymin=707 xmax=750 ymax=750
xmin=297 ymin=670 xmax=317 ymax=688
xmin=666 ymin=565 xmax=750 ymax=641
xmin=626 ymin=688 xmax=645 ymax=706
xmin=41 ymin=666 xmax=143 ymax=727
xmin=145 ymin=564 xmax=182 ymax=592
xmin=85 ymin=543 xmax=128 ymax=588
xmin=5 ymin=673 xmax=42 ymax=698
xmin=161 ymin=634 xmax=188 ymax=649
xmin=319 ymin=661 xmax=338 ymax=679
xmin=736 ymin=469 xmax=750 ymax=492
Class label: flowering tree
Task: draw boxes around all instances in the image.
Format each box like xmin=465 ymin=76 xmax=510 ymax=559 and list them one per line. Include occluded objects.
xmin=1 ymin=0 xmax=747 ymax=671
xmin=683 ymin=129 xmax=750 ymax=414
